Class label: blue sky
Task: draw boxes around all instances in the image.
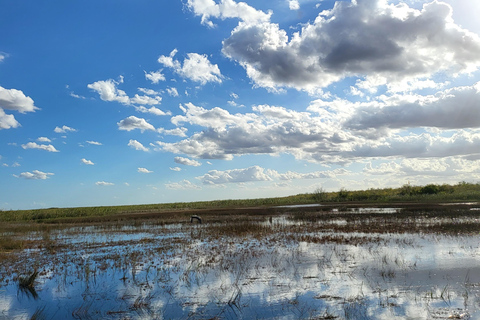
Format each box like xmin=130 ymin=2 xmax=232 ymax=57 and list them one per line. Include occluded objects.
xmin=1 ymin=0 xmax=480 ymax=210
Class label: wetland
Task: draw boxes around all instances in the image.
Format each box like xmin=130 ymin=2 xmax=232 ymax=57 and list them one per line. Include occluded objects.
xmin=1 ymin=202 xmax=480 ymax=319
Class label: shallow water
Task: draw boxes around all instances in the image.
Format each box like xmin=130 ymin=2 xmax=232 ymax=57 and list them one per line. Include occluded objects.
xmin=1 ymin=211 xmax=479 ymax=319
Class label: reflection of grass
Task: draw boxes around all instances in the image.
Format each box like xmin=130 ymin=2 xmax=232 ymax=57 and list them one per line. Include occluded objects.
xmin=18 ymin=269 xmax=39 ymax=299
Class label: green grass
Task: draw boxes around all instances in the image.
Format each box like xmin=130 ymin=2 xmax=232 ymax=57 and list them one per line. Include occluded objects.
xmin=0 ymin=181 xmax=479 ymax=223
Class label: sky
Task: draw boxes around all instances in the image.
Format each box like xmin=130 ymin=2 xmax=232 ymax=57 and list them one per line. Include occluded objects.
xmin=1 ymin=0 xmax=480 ymax=210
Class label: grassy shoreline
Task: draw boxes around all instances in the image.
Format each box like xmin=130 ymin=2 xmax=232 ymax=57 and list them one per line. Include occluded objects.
xmin=1 ymin=181 xmax=479 ymax=223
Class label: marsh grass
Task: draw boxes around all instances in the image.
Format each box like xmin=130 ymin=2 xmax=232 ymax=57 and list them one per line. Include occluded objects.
xmin=18 ymin=269 xmax=39 ymax=299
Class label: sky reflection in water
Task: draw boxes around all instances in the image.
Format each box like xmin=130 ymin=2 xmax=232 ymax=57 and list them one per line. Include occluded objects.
xmin=1 ymin=214 xmax=479 ymax=320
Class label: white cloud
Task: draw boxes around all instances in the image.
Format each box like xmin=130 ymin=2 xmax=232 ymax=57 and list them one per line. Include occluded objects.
xmin=21 ymin=142 xmax=59 ymax=152
xmin=165 ymin=179 xmax=200 ymax=190
xmin=130 ymin=94 xmax=162 ymax=105
xmin=16 ymin=170 xmax=54 ymax=180
xmin=128 ymin=139 xmax=149 ymax=152
xmin=138 ymin=167 xmax=153 ymax=173
xmin=174 ymin=156 xmax=201 ymax=166
xmin=54 ymin=125 xmax=77 ymax=133
xmin=166 ymin=87 xmax=179 ymax=97
xmin=81 ymin=158 xmax=94 ymax=165
xmin=345 ymin=83 xmax=480 ymax=131
xmin=86 ymin=140 xmax=102 ymax=146
xmin=144 ymin=70 xmax=166 ymax=84
xmin=87 ymin=78 xmax=130 ymax=104
xmin=96 ymin=181 xmax=114 ymax=186
xmin=37 ymin=137 xmax=51 ymax=142
xmin=0 ymin=86 xmax=38 ymax=113
xmin=0 ymin=109 xmax=20 ymax=130
xmin=218 ymin=0 xmax=480 ymax=92
xmin=0 ymin=53 xmax=6 ymax=63
xmin=117 ymin=116 xmax=156 ymax=132
xmin=187 ymin=0 xmax=271 ymax=27
xmin=158 ymin=50 xmax=223 ymax=85
xmin=157 ymin=127 xmax=188 ymax=137
xmin=135 ymin=106 xmax=171 ymax=116
xmin=197 ymin=165 xmax=272 ymax=185
xmin=288 ymin=0 xmax=300 ymax=10
xmin=170 ymin=167 xmax=182 ymax=171
xmin=138 ymin=88 xmax=161 ymax=96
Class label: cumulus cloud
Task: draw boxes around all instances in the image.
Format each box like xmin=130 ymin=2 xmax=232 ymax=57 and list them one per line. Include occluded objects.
xmin=214 ymin=0 xmax=480 ymax=92
xmin=128 ymin=139 xmax=149 ymax=152
xmin=135 ymin=106 xmax=171 ymax=116
xmin=187 ymin=0 xmax=271 ymax=27
xmin=16 ymin=170 xmax=54 ymax=180
xmin=81 ymin=158 xmax=94 ymax=165
xmin=155 ymin=102 xmax=344 ymax=160
xmin=88 ymin=77 xmax=162 ymax=106
xmin=288 ymin=0 xmax=300 ymax=10
xmin=174 ymin=156 xmax=201 ymax=166
xmin=165 ymin=179 xmax=201 ymax=190
xmin=197 ymin=165 xmax=273 ymax=185
xmin=117 ymin=116 xmax=155 ymax=132
xmin=138 ymin=167 xmax=153 ymax=173
xmin=87 ymin=78 xmax=130 ymax=104
xmin=54 ymin=125 xmax=77 ymax=133
xmin=0 ymin=86 xmax=38 ymax=113
xmin=96 ymin=181 xmax=114 ymax=186
xmin=37 ymin=137 xmax=51 ymax=142
xmin=345 ymin=83 xmax=480 ymax=131
xmin=144 ymin=70 xmax=166 ymax=84
xmin=21 ymin=142 xmax=59 ymax=152
xmin=0 ymin=86 xmax=38 ymax=130
xmin=158 ymin=49 xmax=223 ymax=85
xmin=157 ymin=127 xmax=188 ymax=137
xmin=0 ymin=109 xmax=20 ymax=130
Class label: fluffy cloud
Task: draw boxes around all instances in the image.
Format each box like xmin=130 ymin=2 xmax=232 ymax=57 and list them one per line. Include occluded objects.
xmin=54 ymin=125 xmax=77 ymax=133
xmin=174 ymin=156 xmax=201 ymax=166
xmin=197 ymin=165 xmax=273 ymax=185
xmin=87 ymin=78 xmax=130 ymax=104
xmin=21 ymin=142 xmax=59 ymax=152
xmin=135 ymin=106 xmax=170 ymax=116
xmin=16 ymin=170 xmax=54 ymax=180
xmin=165 ymin=179 xmax=201 ymax=190
xmin=138 ymin=167 xmax=153 ymax=173
xmin=37 ymin=137 xmax=51 ymax=142
xmin=170 ymin=167 xmax=182 ymax=171
xmin=88 ymin=77 xmax=163 ymax=106
xmin=128 ymin=139 xmax=149 ymax=152
xmin=157 ymin=127 xmax=188 ymax=137
xmin=345 ymin=83 xmax=480 ymax=131
xmin=96 ymin=181 xmax=114 ymax=186
xmin=0 ymin=86 xmax=38 ymax=130
xmin=81 ymin=158 xmax=94 ymax=165
xmin=144 ymin=70 xmax=165 ymax=84
xmin=214 ymin=0 xmax=480 ymax=91
xmin=288 ymin=0 xmax=300 ymax=10
xmin=166 ymin=87 xmax=179 ymax=97
xmin=156 ymin=102 xmax=345 ymax=160
xmin=187 ymin=0 xmax=271 ymax=27
xmin=0 ymin=86 xmax=37 ymax=113
xmin=158 ymin=49 xmax=223 ymax=85
xmin=0 ymin=109 xmax=20 ymax=130
xmin=118 ymin=116 xmax=155 ymax=132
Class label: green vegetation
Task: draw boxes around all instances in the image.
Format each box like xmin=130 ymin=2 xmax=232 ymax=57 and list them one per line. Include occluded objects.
xmin=0 ymin=181 xmax=479 ymax=223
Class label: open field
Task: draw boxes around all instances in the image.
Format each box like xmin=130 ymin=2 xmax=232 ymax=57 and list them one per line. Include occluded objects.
xmin=1 ymin=197 xmax=480 ymax=319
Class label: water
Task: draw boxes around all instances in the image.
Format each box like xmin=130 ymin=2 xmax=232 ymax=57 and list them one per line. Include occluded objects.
xmin=1 ymin=212 xmax=479 ymax=319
